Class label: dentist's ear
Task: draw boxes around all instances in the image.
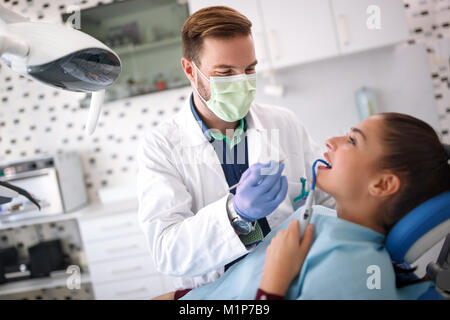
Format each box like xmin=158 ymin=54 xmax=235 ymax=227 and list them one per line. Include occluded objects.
xmin=181 ymin=57 xmax=195 ymax=83
xmin=368 ymin=172 xmax=401 ymax=198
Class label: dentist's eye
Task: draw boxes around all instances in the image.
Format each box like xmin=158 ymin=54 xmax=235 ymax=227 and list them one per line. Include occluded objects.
xmin=216 ymin=70 xmax=232 ymax=76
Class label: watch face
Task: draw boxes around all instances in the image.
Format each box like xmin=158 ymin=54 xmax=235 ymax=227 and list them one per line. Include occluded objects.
xmin=233 ymin=220 xmax=252 ymax=234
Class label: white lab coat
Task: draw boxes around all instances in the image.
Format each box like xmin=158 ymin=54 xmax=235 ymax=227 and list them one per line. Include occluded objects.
xmin=137 ymin=97 xmax=335 ymax=290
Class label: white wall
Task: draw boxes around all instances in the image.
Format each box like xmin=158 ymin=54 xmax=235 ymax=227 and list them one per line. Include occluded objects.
xmin=255 ymin=43 xmax=440 ymax=145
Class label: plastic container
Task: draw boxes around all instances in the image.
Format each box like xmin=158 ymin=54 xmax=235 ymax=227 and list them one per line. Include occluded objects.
xmin=355 ymin=87 xmax=379 ymax=121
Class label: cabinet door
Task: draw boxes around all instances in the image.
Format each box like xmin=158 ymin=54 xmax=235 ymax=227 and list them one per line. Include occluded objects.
xmin=79 ymin=211 xmax=141 ymax=243
xmin=93 ymin=274 xmax=166 ymax=300
xmin=331 ymin=0 xmax=409 ymax=54
xmin=89 ymin=254 xmax=157 ymax=284
xmin=85 ymin=234 xmax=149 ymax=263
xmin=187 ymin=0 xmax=270 ymax=71
xmin=259 ymin=0 xmax=339 ymax=69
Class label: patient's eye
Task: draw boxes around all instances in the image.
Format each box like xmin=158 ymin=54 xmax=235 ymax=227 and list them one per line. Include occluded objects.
xmin=347 ymin=134 xmax=356 ymax=145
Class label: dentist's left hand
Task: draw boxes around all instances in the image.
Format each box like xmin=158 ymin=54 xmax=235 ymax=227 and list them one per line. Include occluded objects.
xmin=233 ymin=160 xmax=288 ymax=221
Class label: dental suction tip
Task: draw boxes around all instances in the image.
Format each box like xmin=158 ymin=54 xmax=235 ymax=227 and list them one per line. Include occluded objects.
xmin=313 ymin=159 xmax=331 ymax=170
xmin=321 ymin=159 xmax=331 ymax=168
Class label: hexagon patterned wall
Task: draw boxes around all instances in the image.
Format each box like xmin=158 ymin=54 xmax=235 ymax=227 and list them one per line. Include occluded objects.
xmin=403 ymin=0 xmax=450 ymax=143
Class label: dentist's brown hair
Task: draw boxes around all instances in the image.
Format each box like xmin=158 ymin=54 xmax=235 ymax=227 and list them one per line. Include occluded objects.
xmin=182 ymin=6 xmax=252 ymax=65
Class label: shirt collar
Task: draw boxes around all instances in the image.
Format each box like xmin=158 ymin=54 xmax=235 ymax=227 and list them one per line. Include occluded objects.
xmin=190 ymin=93 xmax=247 ymax=146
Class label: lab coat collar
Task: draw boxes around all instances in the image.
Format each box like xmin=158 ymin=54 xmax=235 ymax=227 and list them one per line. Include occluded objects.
xmin=179 ymin=92 xmax=264 ymax=148
xmin=179 ymin=96 xmax=210 ymax=147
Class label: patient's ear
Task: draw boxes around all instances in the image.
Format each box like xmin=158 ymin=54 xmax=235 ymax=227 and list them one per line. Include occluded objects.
xmin=368 ymin=172 xmax=401 ymax=198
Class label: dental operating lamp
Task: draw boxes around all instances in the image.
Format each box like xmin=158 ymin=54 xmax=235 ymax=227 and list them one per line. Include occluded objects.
xmin=0 ymin=5 xmax=121 ymax=206
xmin=0 ymin=4 xmax=121 ymax=135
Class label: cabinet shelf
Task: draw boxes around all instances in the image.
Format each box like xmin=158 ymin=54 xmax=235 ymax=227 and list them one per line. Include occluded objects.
xmin=113 ymin=36 xmax=181 ymax=57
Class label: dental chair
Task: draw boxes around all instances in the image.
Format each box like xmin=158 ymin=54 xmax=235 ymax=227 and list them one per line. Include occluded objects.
xmin=386 ymin=190 xmax=450 ymax=300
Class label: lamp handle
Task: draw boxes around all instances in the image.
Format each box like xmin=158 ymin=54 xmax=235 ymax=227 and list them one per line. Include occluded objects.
xmin=85 ymin=90 xmax=105 ymax=136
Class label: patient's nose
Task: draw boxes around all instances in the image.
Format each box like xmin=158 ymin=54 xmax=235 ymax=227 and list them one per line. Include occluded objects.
xmin=325 ymin=138 xmax=337 ymax=151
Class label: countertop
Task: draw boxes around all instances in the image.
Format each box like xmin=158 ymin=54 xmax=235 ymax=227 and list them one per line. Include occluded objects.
xmin=0 ymin=198 xmax=139 ymax=230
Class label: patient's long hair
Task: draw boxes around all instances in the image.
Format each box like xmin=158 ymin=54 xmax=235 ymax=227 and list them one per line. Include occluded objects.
xmin=378 ymin=113 xmax=450 ymax=232
xmin=377 ymin=112 xmax=450 ymax=288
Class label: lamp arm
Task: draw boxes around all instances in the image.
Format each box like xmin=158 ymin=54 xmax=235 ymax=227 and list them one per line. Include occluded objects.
xmin=0 ymin=6 xmax=29 ymax=57
xmin=0 ymin=33 xmax=29 ymax=57
xmin=0 ymin=4 xmax=29 ymax=24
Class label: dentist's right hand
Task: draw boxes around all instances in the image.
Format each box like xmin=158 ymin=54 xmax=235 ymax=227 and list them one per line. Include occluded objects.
xmin=233 ymin=160 xmax=288 ymax=221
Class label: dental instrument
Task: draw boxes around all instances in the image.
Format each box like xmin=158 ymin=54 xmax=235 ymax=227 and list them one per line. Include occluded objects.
xmin=227 ymin=159 xmax=286 ymax=193
xmin=292 ymin=177 xmax=309 ymax=210
xmin=299 ymin=159 xmax=331 ymax=239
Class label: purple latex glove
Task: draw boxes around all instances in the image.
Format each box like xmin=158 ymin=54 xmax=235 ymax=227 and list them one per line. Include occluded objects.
xmin=233 ymin=160 xmax=288 ymax=221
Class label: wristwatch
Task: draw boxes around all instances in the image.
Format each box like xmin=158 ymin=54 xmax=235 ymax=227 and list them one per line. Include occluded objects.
xmin=226 ymin=194 xmax=256 ymax=235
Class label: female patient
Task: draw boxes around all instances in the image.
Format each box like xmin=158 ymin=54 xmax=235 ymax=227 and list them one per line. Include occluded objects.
xmin=156 ymin=112 xmax=450 ymax=300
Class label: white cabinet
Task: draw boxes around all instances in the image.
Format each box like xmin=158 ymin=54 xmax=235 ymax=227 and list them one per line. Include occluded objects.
xmin=331 ymin=0 xmax=409 ymax=55
xmin=88 ymin=254 xmax=158 ymax=284
xmin=79 ymin=210 xmax=141 ymax=242
xmin=79 ymin=211 xmax=174 ymax=300
xmin=93 ymin=275 xmax=168 ymax=300
xmin=188 ymin=0 xmax=409 ymax=70
xmin=84 ymin=234 xmax=149 ymax=263
xmin=259 ymin=0 xmax=339 ymax=69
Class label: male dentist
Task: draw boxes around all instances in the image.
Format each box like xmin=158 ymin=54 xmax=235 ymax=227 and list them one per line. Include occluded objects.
xmin=137 ymin=6 xmax=334 ymax=290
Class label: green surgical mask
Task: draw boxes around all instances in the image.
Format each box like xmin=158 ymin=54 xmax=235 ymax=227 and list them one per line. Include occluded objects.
xmin=192 ymin=62 xmax=257 ymax=122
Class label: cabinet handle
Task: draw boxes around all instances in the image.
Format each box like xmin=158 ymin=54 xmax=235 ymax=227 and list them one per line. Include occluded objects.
xmin=116 ymin=286 xmax=148 ymax=296
xmin=101 ymin=221 xmax=133 ymax=232
xmin=111 ymin=265 xmax=143 ymax=275
xmin=268 ymin=29 xmax=281 ymax=60
xmin=337 ymin=14 xmax=351 ymax=46
xmin=106 ymin=244 xmax=139 ymax=254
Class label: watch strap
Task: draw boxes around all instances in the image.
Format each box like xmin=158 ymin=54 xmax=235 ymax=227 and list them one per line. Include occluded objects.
xmin=239 ymin=221 xmax=264 ymax=246
xmin=226 ymin=194 xmax=263 ymax=246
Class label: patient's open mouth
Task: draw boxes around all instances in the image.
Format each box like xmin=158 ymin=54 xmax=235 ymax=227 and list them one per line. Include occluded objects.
xmin=320 ymin=153 xmax=332 ymax=170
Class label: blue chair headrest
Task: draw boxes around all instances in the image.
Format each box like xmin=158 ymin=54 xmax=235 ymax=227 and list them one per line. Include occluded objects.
xmin=386 ymin=191 xmax=450 ymax=264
